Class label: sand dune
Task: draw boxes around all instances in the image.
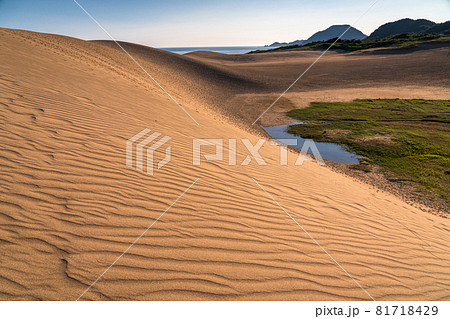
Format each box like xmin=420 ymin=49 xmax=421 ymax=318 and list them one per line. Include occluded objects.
xmin=0 ymin=28 xmax=449 ymax=300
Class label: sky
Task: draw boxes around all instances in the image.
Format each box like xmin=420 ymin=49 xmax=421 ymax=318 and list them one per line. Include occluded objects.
xmin=0 ymin=0 xmax=449 ymax=47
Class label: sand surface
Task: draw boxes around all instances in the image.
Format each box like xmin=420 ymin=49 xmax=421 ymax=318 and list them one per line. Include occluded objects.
xmin=0 ymin=28 xmax=449 ymax=300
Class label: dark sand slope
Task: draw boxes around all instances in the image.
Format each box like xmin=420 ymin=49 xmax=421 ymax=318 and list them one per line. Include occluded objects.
xmin=0 ymin=28 xmax=449 ymax=300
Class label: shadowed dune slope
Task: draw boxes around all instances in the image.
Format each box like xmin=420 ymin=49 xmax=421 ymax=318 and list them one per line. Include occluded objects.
xmin=0 ymin=28 xmax=449 ymax=300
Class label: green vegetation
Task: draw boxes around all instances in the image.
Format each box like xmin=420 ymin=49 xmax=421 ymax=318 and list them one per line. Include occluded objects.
xmin=287 ymin=99 xmax=450 ymax=206
xmin=250 ymin=33 xmax=449 ymax=53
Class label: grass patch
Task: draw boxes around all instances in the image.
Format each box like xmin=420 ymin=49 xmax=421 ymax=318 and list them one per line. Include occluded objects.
xmin=287 ymin=99 xmax=450 ymax=206
xmin=250 ymin=34 xmax=449 ymax=53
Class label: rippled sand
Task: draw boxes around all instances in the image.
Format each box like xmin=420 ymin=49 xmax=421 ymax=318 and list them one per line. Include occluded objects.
xmin=0 ymin=28 xmax=449 ymax=300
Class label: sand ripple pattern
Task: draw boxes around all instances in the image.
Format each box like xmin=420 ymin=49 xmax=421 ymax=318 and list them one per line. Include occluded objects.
xmin=0 ymin=28 xmax=449 ymax=300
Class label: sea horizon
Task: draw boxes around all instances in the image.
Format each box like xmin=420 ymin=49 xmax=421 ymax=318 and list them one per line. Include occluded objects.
xmin=159 ymin=45 xmax=272 ymax=55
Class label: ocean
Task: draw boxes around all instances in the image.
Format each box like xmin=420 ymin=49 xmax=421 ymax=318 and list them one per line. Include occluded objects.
xmin=159 ymin=46 xmax=271 ymax=55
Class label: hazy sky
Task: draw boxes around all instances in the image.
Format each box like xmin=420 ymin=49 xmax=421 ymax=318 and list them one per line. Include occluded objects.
xmin=0 ymin=0 xmax=449 ymax=47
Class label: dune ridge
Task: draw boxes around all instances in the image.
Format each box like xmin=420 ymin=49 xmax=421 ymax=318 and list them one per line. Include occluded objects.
xmin=0 ymin=28 xmax=449 ymax=300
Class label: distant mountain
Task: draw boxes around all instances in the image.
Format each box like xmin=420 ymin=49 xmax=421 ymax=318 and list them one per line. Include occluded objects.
xmin=369 ymin=18 xmax=436 ymax=39
xmin=265 ymin=25 xmax=365 ymax=47
xmin=304 ymin=25 xmax=367 ymax=44
xmin=265 ymin=41 xmax=287 ymax=47
xmin=425 ymin=20 xmax=450 ymax=35
xmin=264 ymin=19 xmax=449 ymax=49
xmin=265 ymin=39 xmax=304 ymax=47
xmin=288 ymin=40 xmax=305 ymax=46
